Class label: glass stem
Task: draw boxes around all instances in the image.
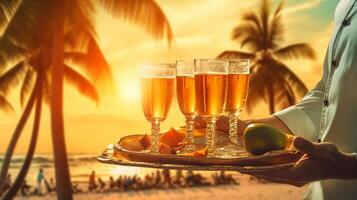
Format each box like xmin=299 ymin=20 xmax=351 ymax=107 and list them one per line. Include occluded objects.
xmin=229 ymin=113 xmax=239 ymax=145
xmin=206 ymin=120 xmax=216 ymax=157
xmin=151 ymin=120 xmax=160 ymax=153
xmin=184 ymin=116 xmax=195 ymax=150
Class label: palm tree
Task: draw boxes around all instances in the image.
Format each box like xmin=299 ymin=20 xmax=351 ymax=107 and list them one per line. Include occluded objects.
xmin=1 ymin=69 xmax=43 ymax=200
xmin=51 ymin=1 xmax=173 ymax=198
xmin=0 ymin=40 xmax=100 ymax=199
xmin=0 ymin=0 xmax=173 ymax=199
xmin=0 ymin=60 xmax=14 ymax=113
xmin=218 ymin=0 xmax=315 ymax=114
xmin=0 ymin=95 xmax=13 ymax=112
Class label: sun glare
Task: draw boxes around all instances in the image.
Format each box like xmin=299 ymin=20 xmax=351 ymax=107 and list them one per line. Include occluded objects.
xmin=119 ymin=79 xmax=140 ymax=103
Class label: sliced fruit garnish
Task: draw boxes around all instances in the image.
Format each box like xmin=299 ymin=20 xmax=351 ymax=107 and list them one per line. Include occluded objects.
xmin=159 ymin=143 xmax=174 ymax=154
xmin=160 ymin=127 xmax=186 ymax=148
xmin=181 ymin=147 xmax=207 ymax=157
xmin=140 ymin=134 xmax=151 ymax=149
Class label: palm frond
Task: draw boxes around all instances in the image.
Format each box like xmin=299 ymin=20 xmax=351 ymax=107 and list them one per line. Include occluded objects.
xmin=240 ymin=34 xmax=261 ymax=50
xmin=242 ymin=12 xmax=262 ymax=36
xmin=0 ymin=60 xmax=27 ymax=94
xmin=0 ymin=0 xmax=20 ymax=30
xmin=274 ymin=43 xmax=316 ymax=60
xmin=20 ymin=67 xmax=35 ymax=107
xmin=1 ymin=0 xmax=52 ymax=50
xmin=272 ymin=2 xmax=285 ymax=21
xmin=64 ymin=65 xmax=99 ymax=104
xmin=245 ymin=64 xmax=268 ymax=113
xmin=217 ymin=50 xmax=255 ymax=59
xmin=98 ymin=0 xmax=174 ymax=47
xmin=232 ymin=23 xmax=262 ymax=50
xmin=64 ymin=43 xmax=114 ymax=92
xmin=271 ymin=60 xmax=308 ymax=98
xmin=260 ymin=0 xmax=270 ymax=47
xmin=64 ymin=13 xmax=114 ymax=92
xmin=0 ymin=38 xmax=29 ymax=72
xmin=273 ymin=70 xmax=297 ymax=110
xmin=268 ymin=1 xmax=285 ymax=49
xmin=65 ymin=0 xmax=97 ymax=51
xmin=280 ymin=80 xmax=297 ymax=108
xmin=0 ymin=94 xmax=13 ymax=112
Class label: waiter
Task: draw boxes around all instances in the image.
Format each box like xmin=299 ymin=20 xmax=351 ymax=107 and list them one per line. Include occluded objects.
xmin=217 ymin=0 xmax=357 ymax=199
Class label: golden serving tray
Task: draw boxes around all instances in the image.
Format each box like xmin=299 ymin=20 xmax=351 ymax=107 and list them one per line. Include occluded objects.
xmin=97 ymin=132 xmax=303 ymax=172
xmin=98 ymin=144 xmax=300 ymax=172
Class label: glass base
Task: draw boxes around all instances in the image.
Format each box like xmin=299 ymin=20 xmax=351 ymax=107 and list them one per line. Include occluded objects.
xmin=214 ymin=144 xmax=249 ymax=158
xmin=178 ymin=144 xmax=198 ymax=154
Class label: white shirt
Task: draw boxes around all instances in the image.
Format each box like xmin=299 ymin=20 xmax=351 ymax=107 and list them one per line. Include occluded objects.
xmin=274 ymin=0 xmax=357 ymax=199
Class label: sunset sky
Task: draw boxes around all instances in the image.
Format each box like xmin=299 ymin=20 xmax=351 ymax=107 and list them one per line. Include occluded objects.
xmin=0 ymin=0 xmax=339 ymax=154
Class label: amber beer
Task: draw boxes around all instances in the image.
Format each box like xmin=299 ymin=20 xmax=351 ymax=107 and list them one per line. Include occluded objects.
xmin=195 ymin=73 xmax=228 ymax=118
xmin=176 ymin=76 xmax=196 ymax=116
xmin=225 ymin=73 xmax=249 ymax=113
xmin=141 ymin=77 xmax=174 ymax=121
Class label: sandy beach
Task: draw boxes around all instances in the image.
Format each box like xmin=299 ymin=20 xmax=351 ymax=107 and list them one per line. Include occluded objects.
xmin=2 ymin=155 xmax=306 ymax=200
xmin=14 ymin=174 xmax=307 ymax=200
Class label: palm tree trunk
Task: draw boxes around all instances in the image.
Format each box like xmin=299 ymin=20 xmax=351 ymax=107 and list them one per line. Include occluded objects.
xmin=0 ymin=79 xmax=39 ymax=195
xmin=268 ymin=84 xmax=275 ymax=114
xmin=1 ymin=74 xmax=42 ymax=200
xmin=50 ymin=1 xmax=73 ymax=199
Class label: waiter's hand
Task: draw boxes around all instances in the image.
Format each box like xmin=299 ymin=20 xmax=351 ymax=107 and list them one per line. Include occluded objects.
xmin=243 ymin=137 xmax=357 ymax=186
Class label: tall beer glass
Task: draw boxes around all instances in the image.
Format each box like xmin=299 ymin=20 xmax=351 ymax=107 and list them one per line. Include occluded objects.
xmin=141 ymin=64 xmax=175 ymax=153
xmin=176 ymin=60 xmax=198 ymax=152
xmin=215 ymin=59 xmax=250 ymax=158
xmin=194 ymin=59 xmax=228 ymax=157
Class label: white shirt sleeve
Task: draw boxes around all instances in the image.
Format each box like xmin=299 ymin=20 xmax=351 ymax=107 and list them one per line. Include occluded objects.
xmin=273 ymin=51 xmax=329 ymax=142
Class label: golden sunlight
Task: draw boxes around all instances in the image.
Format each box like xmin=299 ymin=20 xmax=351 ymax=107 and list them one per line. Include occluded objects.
xmin=118 ymin=76 xmax=141 ymax=103
xmin=0 ymin=0 xmax=344 ymax=200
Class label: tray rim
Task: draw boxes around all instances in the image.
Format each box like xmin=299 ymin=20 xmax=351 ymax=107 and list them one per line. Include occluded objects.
xmin=97 ymin=144 xmax=297 ymax=172
xmin=115 ymin=134 xmax=301 ymax=165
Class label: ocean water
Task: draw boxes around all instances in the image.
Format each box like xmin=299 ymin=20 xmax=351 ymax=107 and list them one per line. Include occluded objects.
xmin=0 ymin=154 xmax=156 ymax=186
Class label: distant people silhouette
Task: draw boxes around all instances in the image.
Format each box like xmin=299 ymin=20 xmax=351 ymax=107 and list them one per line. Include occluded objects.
xmin=36 ymin=169 xmax=45 ymax=195
xmin=88 ymin=170 xmax=98 ymax=192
